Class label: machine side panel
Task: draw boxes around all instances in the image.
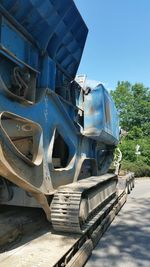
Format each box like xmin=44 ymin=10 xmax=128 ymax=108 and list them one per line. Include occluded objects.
xmin=0 ymin=0 xmax=88 ymax=79
xmin=84 ymin=85 xmax=119 ymax=145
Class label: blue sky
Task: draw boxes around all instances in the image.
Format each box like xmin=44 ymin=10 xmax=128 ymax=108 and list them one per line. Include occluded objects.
xmin=75 ymin=0 xmax=150 ymax=90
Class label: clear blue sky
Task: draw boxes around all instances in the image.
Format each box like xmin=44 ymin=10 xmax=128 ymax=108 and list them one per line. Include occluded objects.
xmin=75 ymin=0 xmax=150 ymax=90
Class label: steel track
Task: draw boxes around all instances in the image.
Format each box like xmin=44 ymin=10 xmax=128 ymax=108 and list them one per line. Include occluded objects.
xmin=0 ymin=173 xmax=134 ymax=267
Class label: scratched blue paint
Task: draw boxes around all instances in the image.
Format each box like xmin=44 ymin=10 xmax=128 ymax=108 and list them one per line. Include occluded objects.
xmin=0 ymin=0 xmax=119 ymax=190
xmin=0 ymin=0 xmax=88 ymax=80
xmin=84 ymin=85 xmax=119 ymax=145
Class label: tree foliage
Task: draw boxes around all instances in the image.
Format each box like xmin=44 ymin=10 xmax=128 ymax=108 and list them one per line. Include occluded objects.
xmin=111 ymin=81 xmax=150 ymax=136
xmin=111 ymin=81 xmax=150 ymax=177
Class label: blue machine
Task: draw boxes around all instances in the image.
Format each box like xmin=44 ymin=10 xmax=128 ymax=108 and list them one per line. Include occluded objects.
xmin=0 ymin=0 xmax=119 ymax=232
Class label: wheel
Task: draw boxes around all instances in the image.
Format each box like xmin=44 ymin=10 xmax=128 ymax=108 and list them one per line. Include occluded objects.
xmin=127 ymin=182 xmax=130 ymax=194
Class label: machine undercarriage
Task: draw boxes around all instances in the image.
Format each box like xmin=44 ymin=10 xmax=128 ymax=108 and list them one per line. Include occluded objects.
xmin=0 ymin=0 xmax=120 ymax=233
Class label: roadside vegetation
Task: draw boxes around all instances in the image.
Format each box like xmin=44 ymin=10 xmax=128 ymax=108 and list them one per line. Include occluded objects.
xmin=111 ymin=82 xmax=150 ymax=177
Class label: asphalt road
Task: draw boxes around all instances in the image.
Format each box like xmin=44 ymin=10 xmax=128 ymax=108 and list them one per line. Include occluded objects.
xmin=86 ymin=178 xmax=150 ymax=267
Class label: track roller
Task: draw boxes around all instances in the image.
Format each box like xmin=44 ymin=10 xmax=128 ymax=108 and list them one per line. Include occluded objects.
xmin=51 ymin=174 xmax=118 ymax=234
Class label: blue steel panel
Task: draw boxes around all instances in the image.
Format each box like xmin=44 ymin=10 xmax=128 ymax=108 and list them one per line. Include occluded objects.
xmin=0 ymin=0 xmax=119 ymax=199
xmin=38 ymin=56 xmax=56 ymax=90
xmin=0 ymin=0 xmax=88 ymax=79
xmin=0 ymin=17 xmax=39 ymax=70
xmin=84 ymin=85 xmax=119 ymax=145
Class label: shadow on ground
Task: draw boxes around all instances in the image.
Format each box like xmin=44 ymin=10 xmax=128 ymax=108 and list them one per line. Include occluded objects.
xmin=86 ymin=180 xmax=150 ymax=267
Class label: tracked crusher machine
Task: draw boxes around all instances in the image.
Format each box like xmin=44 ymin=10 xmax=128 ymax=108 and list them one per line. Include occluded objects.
xmin=0 ymin=0 xmax=120 ymax=234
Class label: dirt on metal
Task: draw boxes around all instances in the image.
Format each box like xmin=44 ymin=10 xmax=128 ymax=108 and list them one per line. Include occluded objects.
xmin=0 ymin=175 xmax=134 ymax=267
xmin=0 ymin=206 xmax=78 ymax=267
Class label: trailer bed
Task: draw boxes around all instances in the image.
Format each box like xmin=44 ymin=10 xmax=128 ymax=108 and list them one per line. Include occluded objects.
xmin=0 ymin=174 xmax=134 ymax=267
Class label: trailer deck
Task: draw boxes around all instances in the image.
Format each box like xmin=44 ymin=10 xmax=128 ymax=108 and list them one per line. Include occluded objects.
xmin=0 ymin=174 xmax=134 ymax=267
xmin=86 ymin=178 xmax=150 ymax=267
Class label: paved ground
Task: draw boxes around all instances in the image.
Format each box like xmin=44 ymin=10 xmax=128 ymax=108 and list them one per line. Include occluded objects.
xmin=86 ymin=178 xmax=150 ymax=267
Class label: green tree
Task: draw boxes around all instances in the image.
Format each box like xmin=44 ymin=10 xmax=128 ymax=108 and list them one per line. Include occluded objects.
xmin=110 ymin=81 xmax=134 ymax=131
xmin=127 ymin=126 xmax=143 ymax=140
xmin=111 ymin=81 xmax=150 ymax=177
xmin=111 ymin=81 xmax=150 ymax=137
xmin=131 ymin=83 xmax=150 ymax=131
